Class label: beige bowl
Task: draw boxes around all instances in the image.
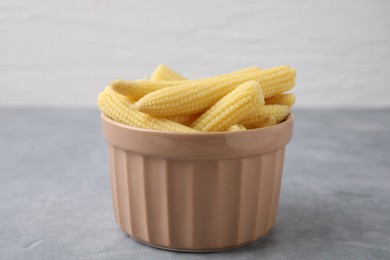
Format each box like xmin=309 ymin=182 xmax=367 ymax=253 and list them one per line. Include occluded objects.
xmin=101 ymin=113 xmax=294 ymax=252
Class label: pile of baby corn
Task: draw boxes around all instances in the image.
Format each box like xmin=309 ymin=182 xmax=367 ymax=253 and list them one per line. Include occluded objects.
xmin=97 ymin=65 xmax=296 ymax=133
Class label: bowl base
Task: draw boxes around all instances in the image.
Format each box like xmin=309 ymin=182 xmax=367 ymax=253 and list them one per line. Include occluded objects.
xmin=129 ymin=232 xmax=270 ymax=253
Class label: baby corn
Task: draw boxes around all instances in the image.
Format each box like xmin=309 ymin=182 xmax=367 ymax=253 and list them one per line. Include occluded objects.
xmin=164 ymin=113 xmax=201 ymax=126
xmin=111 ymin=66 xmax=262 ymax=100
xmin=253 ymin=115 xmax=277 ymax=128
xmin=228 ymin=124 xmax=247 ymax=132
xmin=191 ymin=81 xmax=264 ymax=132
xmin=241 ymin=105 xmax=290 ymax=129
xmin=97 ymin=87 xmax=197 ymax=132
xmin=151 ymin=64 xmax=187 ymax=81
xmin=265 ymin=93 xmax=296 ymax=107
xmin=133 ymin=66 xmax=294 ymax=116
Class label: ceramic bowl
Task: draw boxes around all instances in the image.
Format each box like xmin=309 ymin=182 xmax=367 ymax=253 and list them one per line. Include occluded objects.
xmin=101 ymin=113 xmax=294 ymax=251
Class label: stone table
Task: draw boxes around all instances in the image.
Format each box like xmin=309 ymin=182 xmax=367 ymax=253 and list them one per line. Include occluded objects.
xmin=1 ymin=109 xmax=389 ymax=259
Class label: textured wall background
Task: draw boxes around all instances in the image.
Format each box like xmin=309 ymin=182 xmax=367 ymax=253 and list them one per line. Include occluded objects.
xmin=1 ymin=0 xmax=389 ymax=108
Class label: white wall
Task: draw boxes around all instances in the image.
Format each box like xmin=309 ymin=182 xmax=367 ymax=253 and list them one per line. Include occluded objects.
xmin=1 ymin=0 xmax=389 ymax=108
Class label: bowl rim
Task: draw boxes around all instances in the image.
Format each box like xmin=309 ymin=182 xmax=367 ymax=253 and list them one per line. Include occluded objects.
xmin=101 ymin=112 xmax=294 ymax=136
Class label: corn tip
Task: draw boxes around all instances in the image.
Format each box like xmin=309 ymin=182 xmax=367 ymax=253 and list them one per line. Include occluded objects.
xmin=132 ymin=102 xmax=141 ymax=110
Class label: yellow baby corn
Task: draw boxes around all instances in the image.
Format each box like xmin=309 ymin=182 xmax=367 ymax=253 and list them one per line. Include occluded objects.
xmin=265 ymin=93 xmax=295 ymax=107
xmin=253 ymin=115 xmax=277 ymax=128
xmin=228 ymin=124 xmax=247 ymax=132
xmin=110 ymin=79 xmax=175 ymax=100
xmin=151 ymin=64 xmax=187 ymax=81
xmin=164 ymin=113 xmax=201 ymax=126
xmin=191 ymin=81 xmax=264 ymax=132
xmin=134 ymin=66 xmax=295 ymax=116
xmin=241 ymin=105 xmax=290 ymax=129
xmin=97 ymin=87 xmax=197 ymax=133
xmin=110 ymin=66 xmax=263 ymax=100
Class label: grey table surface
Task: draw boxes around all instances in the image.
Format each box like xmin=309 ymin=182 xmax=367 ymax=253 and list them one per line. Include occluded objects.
xmin=0 ymin=108 xmax=389 ymax=260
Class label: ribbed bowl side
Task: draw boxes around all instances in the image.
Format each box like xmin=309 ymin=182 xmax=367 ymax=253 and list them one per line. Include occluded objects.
xmin=108 ymin=144 xmax=286 ymax=251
